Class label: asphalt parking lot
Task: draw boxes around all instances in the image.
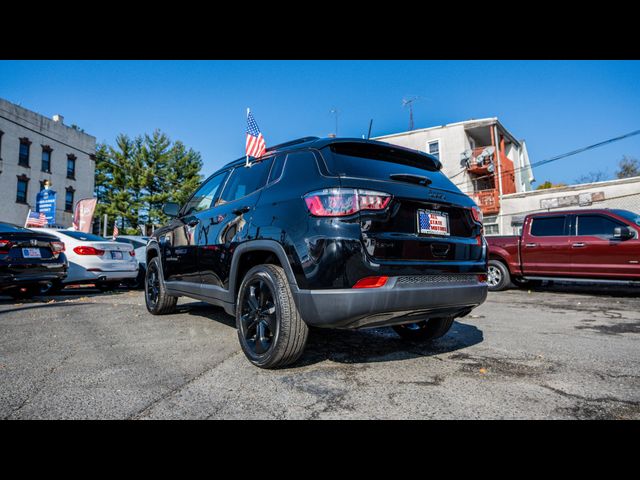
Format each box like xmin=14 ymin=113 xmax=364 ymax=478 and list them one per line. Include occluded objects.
xmin=1 ymin=283 xmax=639 ymax=419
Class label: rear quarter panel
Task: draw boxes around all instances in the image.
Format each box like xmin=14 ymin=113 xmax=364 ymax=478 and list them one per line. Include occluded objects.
xmin=486 ymin=235 xmax=521 ymax=275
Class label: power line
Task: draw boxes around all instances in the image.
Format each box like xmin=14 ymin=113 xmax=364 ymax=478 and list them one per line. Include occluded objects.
xmin=455 ymin=128 xmax=640 ymax=191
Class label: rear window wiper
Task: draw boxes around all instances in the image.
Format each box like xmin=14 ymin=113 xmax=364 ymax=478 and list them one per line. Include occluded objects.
xmin=389 ymin=173 xmax=432 ymax=186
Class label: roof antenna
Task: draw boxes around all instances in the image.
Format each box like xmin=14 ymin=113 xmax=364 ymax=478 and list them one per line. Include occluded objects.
xmin=402 ymin=96 xmax=421 ymax=131
xmin=329 ymin=107 xmax=339 ymax=137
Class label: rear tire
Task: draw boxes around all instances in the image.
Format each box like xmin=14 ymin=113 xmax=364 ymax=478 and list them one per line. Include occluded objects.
xmin=145 ymin=257 xmax=177 ymax=314
xmin=7 ymin=285 xmax=39 ymax=300
xmin=511 ymin=277 xmax=542 ymax=289
xmin=97 ymin=281 xmax=120 ymax=292
xmin=236 ymin=264 xmax=308 ymax=369
xmin=488 ymin=259 xmax=511 ymax=291
xmin=393 ymin=316 xmax=455 ymax=341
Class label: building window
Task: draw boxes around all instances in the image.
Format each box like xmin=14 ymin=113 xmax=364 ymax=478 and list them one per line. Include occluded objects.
xmin=67 ymin=154 xmax=77 ymax=179
xmin=483 ymin=215 xmax=499 ymax=236
xmin=65 ymin=187 xmax=75 ymax=212
xmin=42 ymin=146 xmax=52 ymax=173
xmin=16 ymin=175 xmax=29 ymax=203
xmin=427 ymin=140 xmax=440 ymax=160
xmin=19 ymin=138 xmax=31 ymax=167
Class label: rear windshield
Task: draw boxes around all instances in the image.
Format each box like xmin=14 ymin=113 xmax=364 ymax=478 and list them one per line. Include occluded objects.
xmin=321 ymin=143 xmax=459 ymax=191
xmin=58 ymin=231 xmax=106 ymax=242
xmin=0 ymin=223 xmax=33 ymax=233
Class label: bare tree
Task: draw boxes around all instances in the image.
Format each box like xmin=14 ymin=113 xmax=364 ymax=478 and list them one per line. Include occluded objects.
xmin=616 ymin=155 xmax=640 ymax=179
xmin=574 ymin=170 xmax=609 ymax=184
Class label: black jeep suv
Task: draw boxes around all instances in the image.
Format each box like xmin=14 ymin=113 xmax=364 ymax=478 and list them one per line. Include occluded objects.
xmin=145 ymin=137 xmax=487 ymax=368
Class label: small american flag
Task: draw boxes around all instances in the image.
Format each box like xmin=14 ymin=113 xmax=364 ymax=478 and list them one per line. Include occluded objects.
xmin=246 ymin=109 xmax=266 ymax=158
xmin=26 ymin=210 xmax=48 ymax=227
xmin=112 ymin=224 xmax=119 ymax=240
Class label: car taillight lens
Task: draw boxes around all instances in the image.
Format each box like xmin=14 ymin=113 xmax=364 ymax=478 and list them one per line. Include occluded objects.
xmin=470 ymin=206 xmax=483 ymax=224
xmin=51 ymin=241 xmax=65 ymax=253
xmin=73 ymin=246 xmax=105 ymax=256
xmin=129 ymin=250 xmax=135 ymax=256
xmin=304 ymin=189 xmax=391 ymax=217
xmin=477 ymin=274 xmax=488 ymax=283
xmin=352 ymin=276 xmax=389 ymax=289
xmin=0 ymin=239 xmax=13 ymax=253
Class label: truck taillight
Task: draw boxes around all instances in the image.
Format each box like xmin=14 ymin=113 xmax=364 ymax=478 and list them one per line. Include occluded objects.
xmin=73 ymin=246 xmax=105 ymax=256
xmin=304 ymin=188 xmax=391 ymax=217
xmin=352 ymin=276 xmax=389 ymax=289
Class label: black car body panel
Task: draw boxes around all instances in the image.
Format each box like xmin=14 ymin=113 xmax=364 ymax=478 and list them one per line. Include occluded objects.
xmin=0 ymin=223 xmax=68 ymax=292
xmin=148 ymin=137 xmax=487 ymax=328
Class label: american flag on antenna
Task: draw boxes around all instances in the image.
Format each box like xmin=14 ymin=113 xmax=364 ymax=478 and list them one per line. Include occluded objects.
xmin=246 ymin=109 xmax=266 ymax=158
xmin=112 ymin=223 xmax=119 ymax=240
xmin=25 ymin=210 xmax=48 ymax=227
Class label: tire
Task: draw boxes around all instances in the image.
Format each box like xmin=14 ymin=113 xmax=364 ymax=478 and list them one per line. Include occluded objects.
xmin=97 ymin=281 xmax=120 ymax=292
xmin=236 ymin=264 xmax=308 ymax=369
xmin=145 ymin=257 xmax=177 ymax=315
xmin=40 ymin=280 xmax=64 ymax=295
xmin=487 ymin=259 xmax=511 ymax=291
xmin=393 ymin=316 xmax=455 ymax=341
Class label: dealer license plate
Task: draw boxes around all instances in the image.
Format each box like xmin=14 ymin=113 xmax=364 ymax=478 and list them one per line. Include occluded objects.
xmin=111 ymin=251 xmax=124 ymax=260
xmin=417 ymin=209 xmax=450 ymax=236
xmin=22 ymin=248 xmax=42 ymax=258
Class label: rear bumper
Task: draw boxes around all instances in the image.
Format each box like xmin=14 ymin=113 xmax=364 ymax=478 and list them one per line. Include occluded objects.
xmin=292 ymin=276 xmax=488 ymax=329
xmin=0 ymin=270 xmax=68 ymax=290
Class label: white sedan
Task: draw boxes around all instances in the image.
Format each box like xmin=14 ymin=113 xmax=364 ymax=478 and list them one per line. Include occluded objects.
xmin=30 ymin=228 xmax=139 ymax=291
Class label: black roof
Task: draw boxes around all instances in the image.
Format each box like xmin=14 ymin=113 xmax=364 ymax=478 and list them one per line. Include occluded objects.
xmin=222 ymin=136 xmax=441 ymax=169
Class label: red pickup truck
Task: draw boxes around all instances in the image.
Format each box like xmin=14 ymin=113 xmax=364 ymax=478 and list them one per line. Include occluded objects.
xmin=486 ymin=209 xmax=640 ymax=291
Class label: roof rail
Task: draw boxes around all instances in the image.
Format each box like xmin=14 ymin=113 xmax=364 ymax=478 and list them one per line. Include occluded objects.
xmin=266 ymin=136 xmax=319 ymax=152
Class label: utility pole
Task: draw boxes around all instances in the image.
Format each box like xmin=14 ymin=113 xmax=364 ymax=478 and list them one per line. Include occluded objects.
xmin=402 ymin=96 xmax=421 ymax=131
xmin=329 ymin=107 xmax=339 ymax=137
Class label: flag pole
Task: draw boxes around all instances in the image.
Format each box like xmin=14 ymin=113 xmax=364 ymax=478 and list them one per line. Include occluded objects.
xmin=245 ymin=107 xmax=251 ymax=168
xmin=25 ymin=209 xmax=31 ymax=227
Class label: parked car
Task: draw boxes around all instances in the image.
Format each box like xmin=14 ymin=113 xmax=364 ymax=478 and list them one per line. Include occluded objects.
xmin=0 ymin=222 xmax=68 ymax=299
xmin=145 ymin=137 xmax=487 ymax=368
xmin=486 ymin=209 xmax=640 ymax=291
xmin=29 ymin=228 xmax=138 ymax=292
xmin=114 ymin=235 xmax=150 ymax=288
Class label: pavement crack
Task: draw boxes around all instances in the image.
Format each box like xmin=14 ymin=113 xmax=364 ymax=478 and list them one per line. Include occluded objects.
xmin=540 ymin=384 xmax=639 ymax=406
xmin=129 ymin=350 xmax=243 ymax=419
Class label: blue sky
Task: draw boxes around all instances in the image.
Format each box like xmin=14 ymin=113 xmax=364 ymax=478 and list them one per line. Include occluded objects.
xmin=1 ymin=60 xmax=639 ymax=184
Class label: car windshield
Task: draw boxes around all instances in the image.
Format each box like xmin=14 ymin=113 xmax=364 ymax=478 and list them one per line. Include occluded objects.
xmin=0 ymin=223 xmax=33 ymax=233
xmin=612 ymin=209 xmax=640 ymax=226
xmin=58 ymin=230 xmax=106 ymax=242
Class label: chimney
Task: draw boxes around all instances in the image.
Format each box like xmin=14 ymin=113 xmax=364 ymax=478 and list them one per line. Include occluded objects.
xmin=52 ymin=114 xmax=64 ymax=124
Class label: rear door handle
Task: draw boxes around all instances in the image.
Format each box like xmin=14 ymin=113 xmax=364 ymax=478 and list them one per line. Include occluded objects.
xmin=525 ymin=243 xmax=537 ymax=248
xmin=232 ymin=206 xmax=251 ymax=216
xmin=572 ymin=242 xmax=586 ymax=248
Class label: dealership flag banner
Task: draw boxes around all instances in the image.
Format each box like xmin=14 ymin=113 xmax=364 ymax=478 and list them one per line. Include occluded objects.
xmin=25 ymin=210 xmax=48 ymax=227
xmin=72 ymin=198 xmax=98 ymax=233
xmin=36 ymin=187 xmax=57 ymax=225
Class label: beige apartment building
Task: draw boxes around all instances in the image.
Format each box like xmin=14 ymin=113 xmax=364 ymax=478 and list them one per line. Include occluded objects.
xmin=0 ymin=97 xmax=96 ymax=226
xmin=375 ymin=117 xmax=535 ymax=234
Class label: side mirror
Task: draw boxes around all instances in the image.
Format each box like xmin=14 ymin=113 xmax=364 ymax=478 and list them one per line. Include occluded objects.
xmin=162 ymin=202 xmax=181 ymax=218
xmin=613 ymin=226 xmax=634 ymax=240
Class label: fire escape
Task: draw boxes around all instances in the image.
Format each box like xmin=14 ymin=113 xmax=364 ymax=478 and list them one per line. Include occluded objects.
xmin=463 ymin=132 xmax=516 ymax=215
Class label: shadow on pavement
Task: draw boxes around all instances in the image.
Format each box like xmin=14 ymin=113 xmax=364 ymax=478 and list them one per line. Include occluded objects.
xmin=184 ymin=300 xmax=483 ymax=367
xmin=513 ymin=281 xmax=640 ymax=298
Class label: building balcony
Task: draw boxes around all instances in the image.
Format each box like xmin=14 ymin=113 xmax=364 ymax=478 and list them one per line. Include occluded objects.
xmin=472 ymin=188 xmax=500 ymax=215
xmin=464 ymin=146 xmax=496 ymax=176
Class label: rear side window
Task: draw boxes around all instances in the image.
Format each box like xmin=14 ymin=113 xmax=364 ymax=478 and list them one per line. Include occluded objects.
xmin=577 ymin=215 xmax=624 ymax=237
xmin=219 ymin=157 xmax=274 ymax=203
xmin=268 ymin=154 xmax=286 ymax=183
xmin=530 ymin=216 xmax=566 ymax=236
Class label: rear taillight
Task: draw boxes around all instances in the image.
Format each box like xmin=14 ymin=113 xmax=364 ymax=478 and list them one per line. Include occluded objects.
xmin=129 ymin=250 xmax=135 ymax=256
xmin=470 ymin=206 xmax=483 ymax=224
xmin=352 ymin=276 xmax=389 ymax=289
xmin=304 ymin=188 xmax=391 ymax=217
xmin=0 ymin=240 xmax=13 ymax=254
xmin=73 ymin=246 xmax=105 ymax=256
xmin=51 ymin=241 xmax=65 ymax=254
xmin=477 ymin=274 xmax=488 ymax=283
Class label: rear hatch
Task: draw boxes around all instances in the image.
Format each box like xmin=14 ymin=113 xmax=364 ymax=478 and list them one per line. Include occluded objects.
xmin=320 ymin=142 xmax=483 ymax=264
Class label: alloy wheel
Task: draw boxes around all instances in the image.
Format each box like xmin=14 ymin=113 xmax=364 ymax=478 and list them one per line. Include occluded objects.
xmin=240 ymin=279 xmax=277 ymax=355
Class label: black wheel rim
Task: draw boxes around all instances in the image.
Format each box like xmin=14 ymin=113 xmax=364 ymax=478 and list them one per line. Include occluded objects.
xmin=146 ymin=264 xmax=160 ymax=307
xmin=240 ymin=278 xmax=277 ymax=355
